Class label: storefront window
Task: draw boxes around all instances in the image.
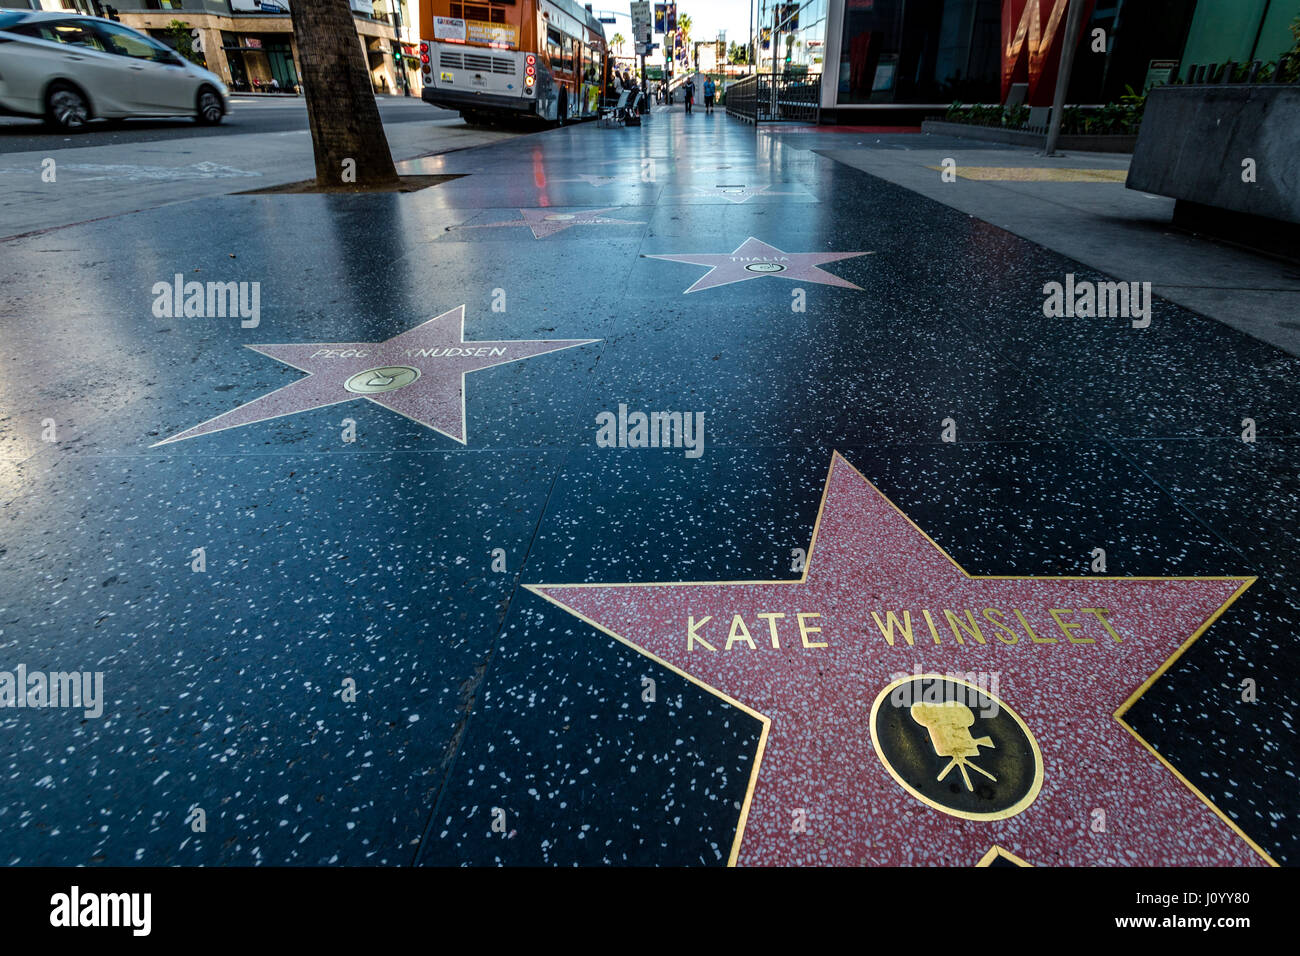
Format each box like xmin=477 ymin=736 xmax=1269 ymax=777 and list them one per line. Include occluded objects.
xmin=222 ymin=33 xmax=297 ymax=93
xmin=838 ymin=0 xmax=1000 ymax=105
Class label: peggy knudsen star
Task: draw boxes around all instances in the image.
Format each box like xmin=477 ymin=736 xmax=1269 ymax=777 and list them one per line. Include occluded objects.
xmin=529 ymin=452 xmax=1271 ymax=868
xmin=646 ymin=237 xmax=873 ymax=293
xmin=153 ymin=306 xmax=598 ymax=446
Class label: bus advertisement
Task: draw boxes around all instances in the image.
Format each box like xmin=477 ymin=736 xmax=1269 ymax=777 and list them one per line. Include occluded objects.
xmin=419 ymin=0 xmax=609 ymax=125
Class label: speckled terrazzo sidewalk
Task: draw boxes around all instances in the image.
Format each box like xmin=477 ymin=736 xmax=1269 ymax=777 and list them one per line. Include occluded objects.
xmin=0 ymin=111 xmax=1296 ymax=867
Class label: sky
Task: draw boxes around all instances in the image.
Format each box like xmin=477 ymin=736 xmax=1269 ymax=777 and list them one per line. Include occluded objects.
xmin=676 ymin=0 xmax=756 ymax=43
xmin=602 ymin=1 xmax=757 ymax=45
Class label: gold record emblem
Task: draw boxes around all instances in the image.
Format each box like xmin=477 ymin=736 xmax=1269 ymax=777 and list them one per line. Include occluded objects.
xmin=343 ymin=366 xmax=420 ymax=394
xmin=744 ymin=262 xmax=787 ymax=273
xmin=870 ymin=675 xmax=1043 ymax=821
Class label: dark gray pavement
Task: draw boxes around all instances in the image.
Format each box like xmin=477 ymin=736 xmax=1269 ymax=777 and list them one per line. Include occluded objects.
xmin=0 ymin=108 xmax=1295 ymax=867
xmin=803 ymin=129 xmax=1300 ymax=357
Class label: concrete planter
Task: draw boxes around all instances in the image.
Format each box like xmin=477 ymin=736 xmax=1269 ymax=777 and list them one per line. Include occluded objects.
xmin=920 ymin=119 xmax=1138 ymax=153
xmin=1127 ymin=85 xmax=1300 ymax=226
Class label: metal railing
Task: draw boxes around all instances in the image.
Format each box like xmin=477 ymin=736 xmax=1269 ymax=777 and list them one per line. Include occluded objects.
xmin=725 ymin=74 xmax=758 ymax=122
xmin=725 ymin=72 xmax=821 ymax=124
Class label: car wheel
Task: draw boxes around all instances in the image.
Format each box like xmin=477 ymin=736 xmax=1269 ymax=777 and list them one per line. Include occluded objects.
xmin=46 ymin=83 xmax=90 ymax=131
xmin=195 ymin=86 xmax=224 ymax=125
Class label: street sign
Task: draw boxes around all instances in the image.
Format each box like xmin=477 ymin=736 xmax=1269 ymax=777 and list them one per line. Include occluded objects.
xmin=190 ymin=28 xmax=203 ymax=54
xmin=1144 ymin=59 xmax=1179 ymax=91
xmin=630 ymin=1 xmax=652 ymax=45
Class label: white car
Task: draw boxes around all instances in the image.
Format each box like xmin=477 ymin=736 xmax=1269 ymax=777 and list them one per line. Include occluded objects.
xmin=0 ymin=10 xmax=229 ymax=130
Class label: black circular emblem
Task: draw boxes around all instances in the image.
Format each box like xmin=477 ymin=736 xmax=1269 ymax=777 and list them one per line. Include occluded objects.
xmin=870 ymin=675 xmax=1043 ymax=820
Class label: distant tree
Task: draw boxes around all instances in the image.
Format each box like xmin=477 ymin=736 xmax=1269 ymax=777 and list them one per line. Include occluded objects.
xmin=1286 ymin=16 xmax=1300 ymax=81
xmin=611 ymin=32 xmax=626 ymax=57
xmin=164 ymin=19 xmax=205 ymax=68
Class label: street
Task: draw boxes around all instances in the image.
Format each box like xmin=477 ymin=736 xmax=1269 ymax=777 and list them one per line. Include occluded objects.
xmin=0 ymin=94 xmax=450 ymax=153
xmin=0 ymin=95 xmax=518 ymax=239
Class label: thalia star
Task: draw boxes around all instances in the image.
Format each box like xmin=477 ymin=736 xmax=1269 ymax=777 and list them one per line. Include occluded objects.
xmin=645 ymin=237 xmax=873 ymax=294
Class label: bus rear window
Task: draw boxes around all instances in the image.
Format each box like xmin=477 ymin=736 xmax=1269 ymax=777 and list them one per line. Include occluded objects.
xmin=450 ymin=3 xmax=508 ymax=22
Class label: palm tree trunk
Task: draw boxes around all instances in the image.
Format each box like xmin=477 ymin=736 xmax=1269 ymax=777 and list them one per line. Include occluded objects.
xmin=290 ymin=0 xmax=399 ymax=187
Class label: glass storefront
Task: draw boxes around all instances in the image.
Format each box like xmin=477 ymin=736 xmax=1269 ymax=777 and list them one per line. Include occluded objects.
xmin=824 ymin=0 xmax=1299 ymax=108
xmin=1180 ymin=0 xmax=1300 ymax=77
xmin=748 ymin=0 xmax=1300 ymax=111
xmin=221 ymin=32 xmax=298 ymax=92
xmin=758 ymin=0 xmax=830 ymax=73
xmin=837 ymin=0 xmax=1001 ymax=105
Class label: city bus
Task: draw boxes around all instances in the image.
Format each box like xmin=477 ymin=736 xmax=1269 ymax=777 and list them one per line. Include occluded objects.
xmin=419 ymin=0 xmax=609 ymax=125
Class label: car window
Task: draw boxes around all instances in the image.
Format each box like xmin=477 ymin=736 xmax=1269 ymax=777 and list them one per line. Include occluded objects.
xmin=46 ymin=21 xmax=108 ymax=52
xmin=94 ymin=21 xmax=164 ymax=60
xmin=8 ymin=23 xmax=60 ymax=42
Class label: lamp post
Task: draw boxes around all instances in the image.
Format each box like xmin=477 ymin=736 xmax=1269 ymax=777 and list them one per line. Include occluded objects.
xmin=391 ymin=0 xmax=409 ymax=96
xmin=1043 ymin=0 xmax=1088 ymax=156
xmin=748 ymin=0 xmax=754 ymax=74
xmin=768 ymin=0 xmax=778 ymax=120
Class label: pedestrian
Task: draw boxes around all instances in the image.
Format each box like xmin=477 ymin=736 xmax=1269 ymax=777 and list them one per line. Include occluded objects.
xmin=684 ymin=77 xmax=695 ymax=114
xmin=270 ymin=77 xmax=280 ymax=93
xmin=703 ymin=76 xmax=715 ymax=114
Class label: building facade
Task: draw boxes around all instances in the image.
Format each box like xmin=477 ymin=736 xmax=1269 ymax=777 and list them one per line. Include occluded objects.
xmin=0 ymin=0 xmax=423 ymax=95
xmin=751 ymin=0 xmax=1300 ymax=115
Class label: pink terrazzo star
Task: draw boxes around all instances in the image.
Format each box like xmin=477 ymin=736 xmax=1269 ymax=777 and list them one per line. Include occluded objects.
xmin=646 ymin=237 xmax=872 ymax=293
xmin=529 ymin=452 xmax=1271 ymax=867
xmin=684 ymin=184 xmax=811 ymax=204
xmin=457 ymin=207 xmax=645 ymax=239
xmin=554 ymin=174 xmax=621 ymax=187
xmin=154 ymin=306 xmax=597 ymax=446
